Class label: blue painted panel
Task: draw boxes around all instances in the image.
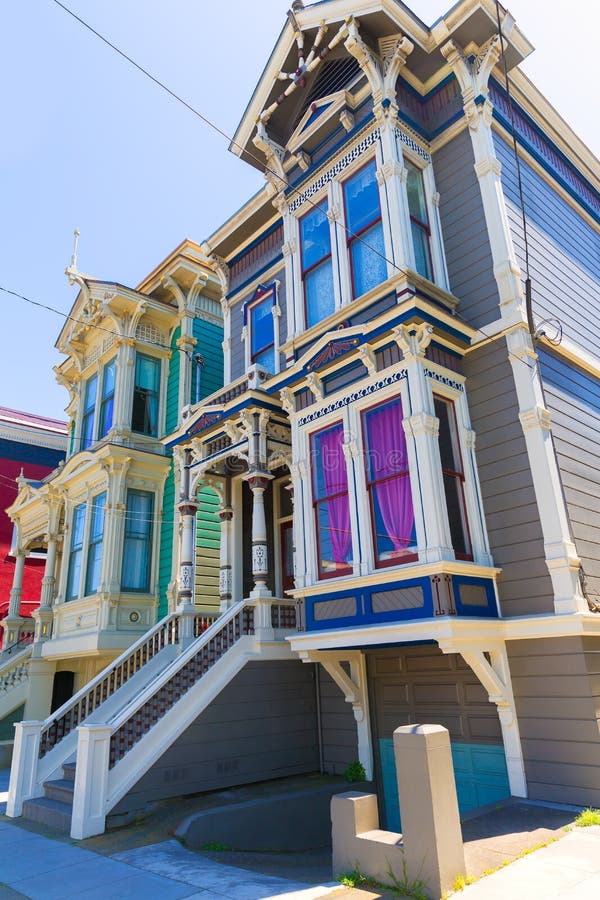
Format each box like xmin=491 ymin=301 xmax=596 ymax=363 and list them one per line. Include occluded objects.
xmin=379 ymin=739 xmax=510 ymax=831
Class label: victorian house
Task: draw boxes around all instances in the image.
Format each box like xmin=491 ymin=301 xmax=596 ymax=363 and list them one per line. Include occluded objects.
xmin=6 ymin=0 xmax=600 ymax=841
xmin=0 ymin=240 xmax=223 ymax=756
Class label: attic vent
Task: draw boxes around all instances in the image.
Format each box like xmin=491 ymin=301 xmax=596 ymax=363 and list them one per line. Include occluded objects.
xmin=135 ymin=322 xmax=167 ymax=347
xmin=293 ymin=57 xmax=362 ymax=129
xmin=196 ymin=295 xmax=223 ymax=321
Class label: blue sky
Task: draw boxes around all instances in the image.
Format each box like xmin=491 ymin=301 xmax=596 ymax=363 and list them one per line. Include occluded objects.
xmin=1 ymin=0 xmax=597 ymax=422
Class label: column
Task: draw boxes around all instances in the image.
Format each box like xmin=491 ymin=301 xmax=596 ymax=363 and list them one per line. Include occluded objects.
xmin=395 ymin=323 xmax=454 ymax=563
xmin=3 ymin=550 xmax=27 ymax=645
xmin=247 ymin=473 xmax=272 ymax=599
xmin=177 ymin=450 xmax=198 ymax=647
xmin=218 ymin=478 xmax=233 ymax=611
xmin=32 ymin=533 xmax=58 ymax=647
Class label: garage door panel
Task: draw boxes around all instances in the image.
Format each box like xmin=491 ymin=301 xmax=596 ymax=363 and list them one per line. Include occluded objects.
xmin=412 ymin=682 xmax=460 ymax=703
xmin=405 ymin=653 xmax=455 ymax=672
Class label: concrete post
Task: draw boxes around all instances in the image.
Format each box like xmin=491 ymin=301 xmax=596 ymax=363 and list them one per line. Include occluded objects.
xmin=6 ymin=721 xmax=43 ymax=817
xmin=393 ymin=724 xmax=465 ymax=898
xmin=71 ymin=723 xmax=112 ymax=839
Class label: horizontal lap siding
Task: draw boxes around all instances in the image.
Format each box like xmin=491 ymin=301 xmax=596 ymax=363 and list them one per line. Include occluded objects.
xmin=494 ymin=132 xmax=600 ymax=349
xmin=539 ymin=349 xmax=600 ymax=603
xmin=508 ymin=636 xmax=600 ymax=806
xmin=464 ymin=340 xmax=554 ymax=615
xmin=433 ymin=130 xmax=499 ymax=328
xmin=112 ymin=660 xmax=319 ymax=815
xmin=193 ymin=317 xmax=224 ymax=403
xmin=195 ymin=486 xmax=220 ymax=611
xmin=317 ymin=667 xmax=358 ymax=774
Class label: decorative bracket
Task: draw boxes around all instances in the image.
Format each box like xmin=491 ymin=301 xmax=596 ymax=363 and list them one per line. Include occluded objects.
xmin=393 ymin=322 xmax=433 ymax=360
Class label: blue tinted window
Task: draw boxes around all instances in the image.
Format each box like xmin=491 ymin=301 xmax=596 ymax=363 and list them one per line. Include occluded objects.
xmin=250 ymin=295 xmax=275 ymax=371
xmin=122 ymin=490 xmax=154 ymax=591
xmin=344 ymin=161 xmax=380 ymax=235
xmin=300 ymin=204 xmax=331 ymax=271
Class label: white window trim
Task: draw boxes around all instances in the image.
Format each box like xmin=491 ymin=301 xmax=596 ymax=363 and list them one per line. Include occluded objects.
xmin=241 ymin=281 xmax=282 ymax=376
xmin=403 ymin=148 xmax=450 ymax=291
xmin=60 ymin=489 xmax=106 ymax=602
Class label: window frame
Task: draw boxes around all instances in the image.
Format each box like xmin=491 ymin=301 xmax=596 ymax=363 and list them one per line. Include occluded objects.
xmin=342 ymin=157 xmax=387 ymax=301
xmin=121 ymin=488 xmax=155 ymax=593
xmin=80 ymin=374 xmax=98 ymax=452
xmin=360 ymin=395 xmax=418 ymax=569
xmin=433 ymin=393 xmax=473 ymax=562
xmin=65 ymin=492 xmax=106 ymax=602
xmin=84 ymin=491 xmax=107 ymax=595
xmin=98 ymin=358 xmax=116 ymax=440
xmin=299 ymin=199 xmax=335 ymax=330
xmin=309 ymin=419 xmax=354 ymax=580
xmin=404 ymin=157 xmax=434 ymax=282
xmin=131 ymin=352 xmax=161 ymax=437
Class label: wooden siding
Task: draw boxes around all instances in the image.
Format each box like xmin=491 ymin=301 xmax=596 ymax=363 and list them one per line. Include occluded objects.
xmin=195 ymin=485 xmax=220 ymax=612
xmin=464 ymin=339 xmax=554 ymax=615
xmin=157 ymin=461 xmax=174 ymax=619
xmin=433 ymin=130 xmax=499 ymax=328
xmin=165 ymin=325 xmax=181 ymax=435
xmin=508 ymin=636 xmax=600 ymax=806
xmin=229 ymin=223 xmax=283 ymax=293
xmin=192 ymin=316 xmax=224 ymax=404
xmin=539 ymin=349 xmax=600 ymax=604
xmin=317 ymin=666 xmax=358 ymax=775
xmin=494 ymin=131 xmax=600 ymax=349
xmin=110 ymin=660 xmax=319 ymax=815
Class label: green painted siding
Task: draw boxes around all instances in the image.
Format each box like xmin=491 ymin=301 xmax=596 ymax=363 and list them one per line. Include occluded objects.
xmin=158 ymin=461 xmax=175 ymax=619
xmin=192 ymin=317 xmax=224 ymax=404
xmin=166 ymin=325 xmax=181 ymax=435
xmin=195 ymin=485 xmax=221 ymax=612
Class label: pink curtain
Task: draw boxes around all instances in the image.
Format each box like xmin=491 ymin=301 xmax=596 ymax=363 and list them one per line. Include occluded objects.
xmin=366 ymin=401 xmax=414 ymax=551
xmin=319 ymin=426 xmax=352 ymax=565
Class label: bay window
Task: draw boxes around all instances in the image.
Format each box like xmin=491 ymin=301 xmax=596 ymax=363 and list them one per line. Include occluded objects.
xmin=434 ymin=396 xmax=472 ymax=560
xmin=343 ymin=159 xmax=387 ymax=298
xmin=132 ymin=354 xmax=160 ymax=437
xmin=310 ymin=422 xmax=353 ymax=578
xmin=98 ymin=359 xmax=115 ymax=439
xmin=248 ymin=290 xmax=275 ymax=372
xmin=405 ymin=159 xmax=433 ymax=281
xmin=81 ymin=375 xmax=98 ymax=451
xmin=65 ymin=492 xmax=106 ymax=600
xmin=121 ymin=489 xmax=154 ymax=591
xmin=84 ymin=492 xmax=106 ymax=595
xmin=300 ymin=202 xmax=335 ymax=329
xmin=362 ymin=397 xmax=417 ymax=566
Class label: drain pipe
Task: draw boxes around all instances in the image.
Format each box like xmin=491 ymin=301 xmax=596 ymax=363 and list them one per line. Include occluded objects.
xmin=194 ymin=354 xmax=205 ymax=405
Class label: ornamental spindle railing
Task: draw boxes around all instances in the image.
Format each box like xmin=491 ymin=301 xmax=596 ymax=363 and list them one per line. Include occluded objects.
xmin=38 ymin=612 xmax=182 ymax=759
xmin=193 ymin=612 xmax=219 ymax=638
xmin=0 ymin=644 xmax=32 ymax=695
xmin=109 ymin=604 xmax=255 ymax=767
xmin=271 ymin=602 xmax=297 ymax=630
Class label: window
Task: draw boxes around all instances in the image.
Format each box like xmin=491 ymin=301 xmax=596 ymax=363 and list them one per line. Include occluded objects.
xmin=300 ymin=202 xmax=335 ymax=329
xmin=65 ymin=503 xmax=86 ymax=600
xmin=132 ymin=354 xmax=160 ymax=436
xmin=405 ymin=159 xmax=433 ymax=281
xmin=435 ymin=396 xmax=472 ymax=559
xmin=248 ymin=291 xmax=275 ymax=372
xmin=343 ymin=159 xmax=387 ymax=298
xmin=81 ymin=375 xmax=98 ymax=451
xmin=65 ymin=492 xmax=106 ymax=600
xmin=84 ymin=492 xmax=106 ymax=595
xmin=121 ymin=490 xmax=154 ymax=591
xmin=98 ymin=360 xmax=115 ymax=439
xmin=362 ymin=397 xmax=417 ymax=566
xmin=311 ymin=423 xmax=353 ymax=578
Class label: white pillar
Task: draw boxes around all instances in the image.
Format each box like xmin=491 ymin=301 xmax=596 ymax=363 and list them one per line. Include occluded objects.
xmin=247 ymin=474 xmax=272 ymax=599
xmin=376 ymin=118 xmax=414 ymax=274
xmin=8 ymin=551 xmax=26 ymax=617
xmin=6 ymin=721 xmax=43 ymax=817
xmin=177 ymin=450 xmax=198 ymax=647
xmin=218 ymin=504 xmax=234 ymax=611
xmin=395 ymin=324 xmax=454 ymax=563
xmin=71 ymin=723 xmax=112 ymax=839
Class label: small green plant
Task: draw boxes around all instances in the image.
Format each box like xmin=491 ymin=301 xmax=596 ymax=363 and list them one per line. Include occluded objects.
xmin=343 ymin=760 xmax=367 ymax=783
xmin=575 ymin=808 xmax=600 ymax=827
xmin=386 ymin=858 xmax=430 ymax=900
xmin=337 ymin=868 xmax=368 ymax=888
xmin=202 ymin=841 xmax=232 ymax=851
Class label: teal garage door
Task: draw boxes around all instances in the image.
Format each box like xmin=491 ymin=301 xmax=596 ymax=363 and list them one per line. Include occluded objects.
xmin=369 ymin=645 xmax=511 ymax=831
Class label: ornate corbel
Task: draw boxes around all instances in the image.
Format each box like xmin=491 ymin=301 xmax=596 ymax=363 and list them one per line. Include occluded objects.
xmin=223 ymin=420 xmax=243 ymax=444
xmin=440 ymin=35 xmax=501 ymax=128
xmin=253 ymin=121 xmax=287 ymax=192
xmin=380 ymin=33 xmax=414 ymax=106
xmin=358 ymin=344 xmax=377 ymax=376
xmin=392 ymin=322 xmax=434 ymax=360
xmin=344 ymin=17 xmax=383 ymax=108
xmin=306 ymin=372 xmax=323 ymax=401
xmin=279 ymin=387 xmax=295 ymax=417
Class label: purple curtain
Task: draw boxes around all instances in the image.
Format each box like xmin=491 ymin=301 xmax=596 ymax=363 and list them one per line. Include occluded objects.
xmin=366 ymin=401 xmax=414 ymax=551
xmin=319 ymin=427 xmax=352 ymax=565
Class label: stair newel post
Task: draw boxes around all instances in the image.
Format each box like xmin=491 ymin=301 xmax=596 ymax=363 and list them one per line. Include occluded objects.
xmin=71 ymin=723 xmax=112 ymax=840
xmin=6 ymin=721 xmax=43 ymax=817
xmin=177 ymin=448 xmax=198 ymax=650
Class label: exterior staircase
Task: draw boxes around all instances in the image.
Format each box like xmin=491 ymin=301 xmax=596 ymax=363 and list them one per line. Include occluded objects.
xmin=0 ymin=633 xmax=34 ymax=726
xmin=7 ymin=597 xmax=297 ymax=839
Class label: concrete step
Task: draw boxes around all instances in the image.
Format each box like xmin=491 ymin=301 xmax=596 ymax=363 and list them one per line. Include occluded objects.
xmin=62 ymin=762 xmax=76 ymax=783
xmin=22 ymin=796 xmax=72 ymax=832
xmin=43 ymin=778 xmax=75 ymax=805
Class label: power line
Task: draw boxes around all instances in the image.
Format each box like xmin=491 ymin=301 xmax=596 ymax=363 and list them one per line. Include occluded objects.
xmin=49 ymin=0 xmax=401 ymax=274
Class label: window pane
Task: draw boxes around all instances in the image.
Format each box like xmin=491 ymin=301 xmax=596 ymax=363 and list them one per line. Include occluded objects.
xmin=132 ymin=355 xmax=160 ymax=436
xmin=300 ymin=204 xmax=331 ymax=271
xmin=311 ymin=423 xmax=347 ymax=500
xmin=254 ymin=346 xmax=275 ymax=372
xmin=101 ymin=360 xmax=116 ymax=399
xmin=316 ymin=498 xmax=353 ymax=573
xmin=344 ymin=161 xmax=380 ymax=234
xmin=363 ymin=398 xmax=416 ymax=564
xmin=135 ymin=355 xmax=160 ymax=392
xmin=411 ymin=221 xmax=433 ymax=281
xmin=122 ymin=490 xmax=153 ymax=591
xmin=66 ymin=503 xmax=86 ymax=600
xmin=305 ymin=257 xmax=335 ymax=328
xmin=250 ymin=298 xmax=274 ymax=362
xmin=83 ymin=375 xmax=98 ymax=414
xmin=350 ymin=220 xmax=387 ymax=297
xmin=434 ymin=397 xmax=471 ymax=558
xmin=405 ymin=161 xmax=428 ymax=223
xmin=81 ymin=410 xmax=95 ymax=450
